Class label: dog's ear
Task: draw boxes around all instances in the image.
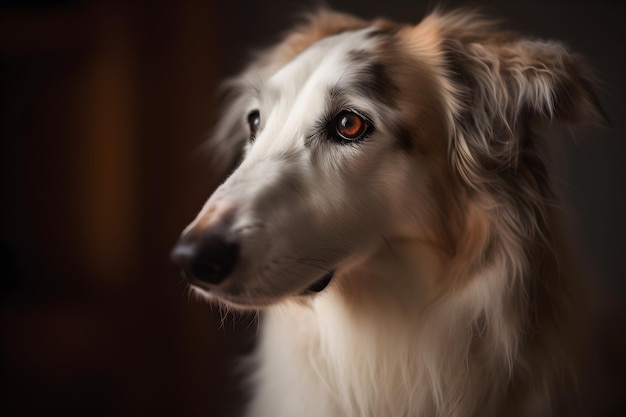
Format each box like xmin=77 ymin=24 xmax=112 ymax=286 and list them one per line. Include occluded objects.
xmin=411 ymin=11 xmax=609 ymax=182
xmin=206 ymin=10 xmax=368 ymax=178
xmin=445 ymin=34 xmax=609 ymax=128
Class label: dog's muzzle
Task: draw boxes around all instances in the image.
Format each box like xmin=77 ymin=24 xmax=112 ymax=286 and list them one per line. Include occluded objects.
xmin=171 ymin=201 xmax=336 ymax=298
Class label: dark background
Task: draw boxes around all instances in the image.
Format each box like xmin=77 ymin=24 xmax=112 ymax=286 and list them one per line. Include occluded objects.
xmin=0 ymin=1 xmax=624 ymax=416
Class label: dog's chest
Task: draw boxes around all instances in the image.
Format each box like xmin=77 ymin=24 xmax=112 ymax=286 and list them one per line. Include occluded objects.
xmin=245 ymin=299 xmax=436 ymax=417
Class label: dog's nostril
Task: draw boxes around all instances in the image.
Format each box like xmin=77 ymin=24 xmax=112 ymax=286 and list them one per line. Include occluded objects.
xmin=171 ymin=231 xmax=239 ymax=286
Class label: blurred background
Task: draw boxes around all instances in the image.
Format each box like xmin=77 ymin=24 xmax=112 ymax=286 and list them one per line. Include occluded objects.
xmin=0 ymin=0 xmax=624 ymax=416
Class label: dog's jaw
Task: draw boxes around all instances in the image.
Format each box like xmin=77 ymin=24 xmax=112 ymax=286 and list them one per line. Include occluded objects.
xmin=188 ymin=269 xmax=337 ymax=310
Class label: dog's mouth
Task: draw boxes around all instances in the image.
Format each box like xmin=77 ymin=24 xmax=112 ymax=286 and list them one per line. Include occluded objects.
xmin=301 ymin=270 xmax=335 ymax=295
xmin=189 ymin=270 xmax=336 ymax=309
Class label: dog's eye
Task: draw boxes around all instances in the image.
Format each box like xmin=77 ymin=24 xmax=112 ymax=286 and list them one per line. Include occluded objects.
xmin=333 ymin=111 xmax=370 ymax=142
xmin=247 ymin=110 xmax=260 ymax=140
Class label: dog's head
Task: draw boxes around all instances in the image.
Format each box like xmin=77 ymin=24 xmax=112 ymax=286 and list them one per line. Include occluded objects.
xmin=172 ymin=10 xmax=607 ymax=308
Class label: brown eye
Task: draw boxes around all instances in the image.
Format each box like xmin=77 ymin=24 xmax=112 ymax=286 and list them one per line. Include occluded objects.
xmin=335 ymin=111 xmax=369 ymax=141
xmin=247 ymin=110 xmax=260 ymax=139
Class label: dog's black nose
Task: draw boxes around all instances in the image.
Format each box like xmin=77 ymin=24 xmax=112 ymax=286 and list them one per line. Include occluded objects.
xmin=171 ymin=230 xmax=239 ymax=286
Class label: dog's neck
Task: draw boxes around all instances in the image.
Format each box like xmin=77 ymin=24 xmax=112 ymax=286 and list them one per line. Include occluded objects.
xmin=256 ymin=197 xmax=578 ymax=417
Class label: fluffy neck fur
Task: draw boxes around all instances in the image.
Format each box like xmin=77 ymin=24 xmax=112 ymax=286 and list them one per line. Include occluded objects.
xmin=234 ymin=10 xmax=599 ymax=417
xmin=247 ymin=161 xmax=581 ymax=417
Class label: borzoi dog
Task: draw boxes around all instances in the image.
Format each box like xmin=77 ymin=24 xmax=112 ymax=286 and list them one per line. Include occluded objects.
xmin=171 ymin=9 xmax=607 ymax=417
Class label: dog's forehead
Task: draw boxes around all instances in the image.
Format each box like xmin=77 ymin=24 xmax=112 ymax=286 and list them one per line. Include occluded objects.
xmin=266 ymin=28 xmax=382 ymax=95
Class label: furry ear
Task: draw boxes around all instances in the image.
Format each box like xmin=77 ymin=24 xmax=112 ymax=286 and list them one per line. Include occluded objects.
xmin=446 ymin=35 xmax=609 ymax=128
xmin=423 ymin=11 xmax=610 ymax=183
xmin=206 ymin=10 xmax=368 ymax=178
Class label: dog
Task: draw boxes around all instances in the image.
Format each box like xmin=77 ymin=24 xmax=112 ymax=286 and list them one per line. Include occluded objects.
xmin=171 ymin=8 xmax=608 ymax=417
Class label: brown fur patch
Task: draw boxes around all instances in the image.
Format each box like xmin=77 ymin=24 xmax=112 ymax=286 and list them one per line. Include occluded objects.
xmin=188 ymin=201 xmax=236 ymax=232
xmin=261 ymin=10 xmax=369 ymax=72
xmin=257 ymin=11 xmax=402 ymax=76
